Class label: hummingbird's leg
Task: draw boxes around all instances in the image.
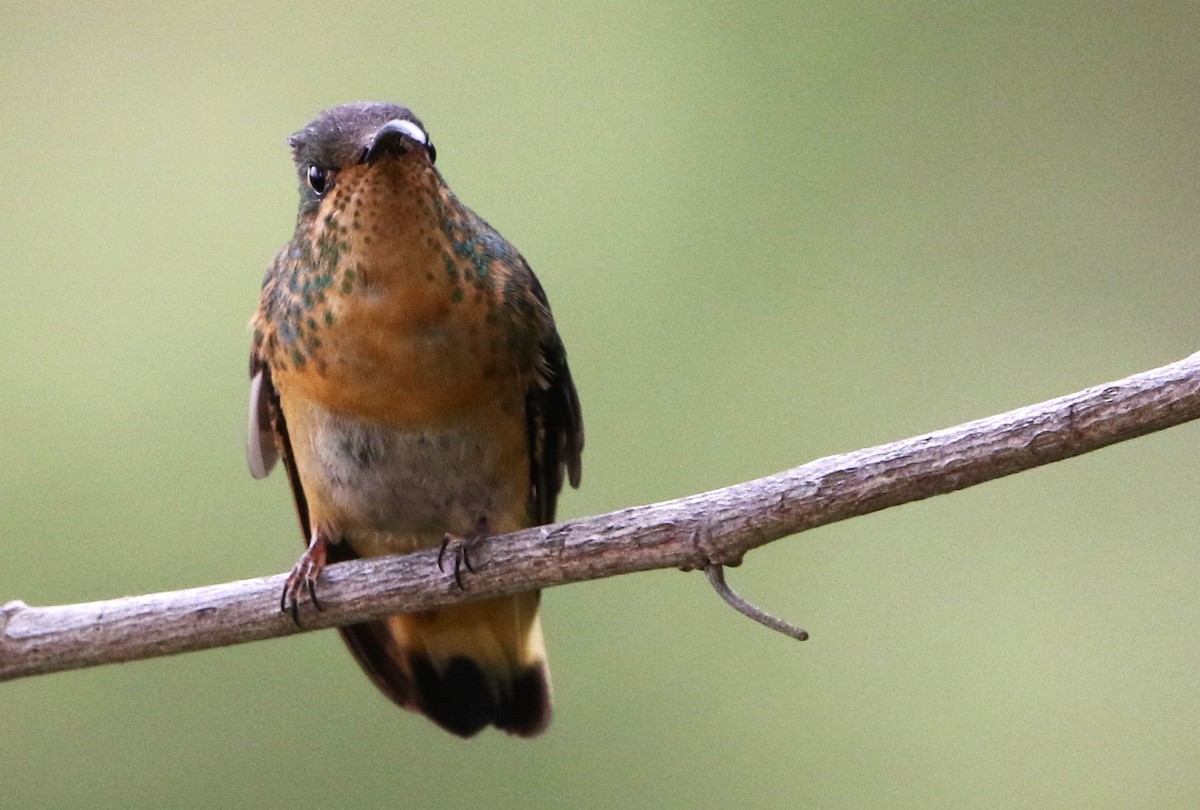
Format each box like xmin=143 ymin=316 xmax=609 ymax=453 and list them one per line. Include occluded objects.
xmin=282 ymin=528 xmax=331 ymax=624
xmin=438 ymin=515 xmax=490 ymax=590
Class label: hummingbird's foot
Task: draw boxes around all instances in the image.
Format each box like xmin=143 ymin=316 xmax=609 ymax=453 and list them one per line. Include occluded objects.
xmin=282 ymin=529 xmax=330 ymax=624
xmin=438 ymin=515 xmax=490 ymax=590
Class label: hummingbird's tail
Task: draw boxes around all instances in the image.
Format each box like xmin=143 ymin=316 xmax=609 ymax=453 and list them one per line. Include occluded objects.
xmin=337 ymin=592 xmax=552 ymax=737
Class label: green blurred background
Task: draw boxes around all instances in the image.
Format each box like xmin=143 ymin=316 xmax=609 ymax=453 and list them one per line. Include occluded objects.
xmin=3 ymin=3 xmax=1199 ymax=807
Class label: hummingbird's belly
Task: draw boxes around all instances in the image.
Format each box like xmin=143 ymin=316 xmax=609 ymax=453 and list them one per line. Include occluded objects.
xmin=282 ymin=394 xmax=530 ymax=555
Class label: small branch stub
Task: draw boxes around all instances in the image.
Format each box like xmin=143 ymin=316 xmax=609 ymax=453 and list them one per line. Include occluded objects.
xmin=705 ymin=564 xmax=809 ymax=641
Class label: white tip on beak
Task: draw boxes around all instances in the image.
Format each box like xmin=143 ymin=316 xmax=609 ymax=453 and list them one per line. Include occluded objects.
xmin=389 ymin=119 xmax=427 ymax=146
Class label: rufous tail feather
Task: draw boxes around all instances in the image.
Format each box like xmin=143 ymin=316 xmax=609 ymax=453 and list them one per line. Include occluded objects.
xmin=337 ymin=592 xmax=552 ymax=737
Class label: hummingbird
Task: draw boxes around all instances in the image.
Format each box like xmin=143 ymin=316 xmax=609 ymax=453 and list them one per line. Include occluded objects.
xmin=247 ymin=101 xmax=583 ymax=737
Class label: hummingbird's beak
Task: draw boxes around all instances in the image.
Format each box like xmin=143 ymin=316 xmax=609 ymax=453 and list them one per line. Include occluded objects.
xmin=363 ymin=119 xmax=429 ymax=164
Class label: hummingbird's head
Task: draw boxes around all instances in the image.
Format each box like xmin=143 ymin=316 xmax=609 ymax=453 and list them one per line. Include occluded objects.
xmin=287 ymin=102 xmax=438 ymax=219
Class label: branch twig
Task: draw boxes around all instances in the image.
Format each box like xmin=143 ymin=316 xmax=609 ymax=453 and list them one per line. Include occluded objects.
xmin=3 ymin=352 xmax=1199 ymax=682
xmin=705 ymin=564 xmax=809 ymax=641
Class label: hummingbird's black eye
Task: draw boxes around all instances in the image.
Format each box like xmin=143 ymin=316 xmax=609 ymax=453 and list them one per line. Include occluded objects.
xmin=306 ymin=165 xmax=329 ymax=196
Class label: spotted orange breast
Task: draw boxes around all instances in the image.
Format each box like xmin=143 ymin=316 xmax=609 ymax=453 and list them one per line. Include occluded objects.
xmin=271 ymin=161 xmax=536 ymax=429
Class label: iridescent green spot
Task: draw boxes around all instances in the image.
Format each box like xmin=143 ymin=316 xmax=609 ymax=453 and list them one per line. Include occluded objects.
xmin=451 ymin=287 xmax=464 ymax=303
xmin=324 ymin=311 xmax=335 ymax=326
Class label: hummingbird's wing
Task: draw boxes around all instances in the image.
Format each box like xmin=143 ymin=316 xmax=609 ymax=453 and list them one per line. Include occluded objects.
xmin=525 ymin=322 xmax=584 ymax=524
xmin=247 ymin=355 xmax=279 ymax=479
xmin=247 ymin=351 xmax=312 ymax=541
xmin=520 ymin=265 xmax=583 ymax=525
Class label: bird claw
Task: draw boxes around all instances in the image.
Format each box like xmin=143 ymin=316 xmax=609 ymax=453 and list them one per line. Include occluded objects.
xmin=281 ymin=531 xmax=329 ymax=625
xmin=438 ymin=516 xmax=489 ymax=590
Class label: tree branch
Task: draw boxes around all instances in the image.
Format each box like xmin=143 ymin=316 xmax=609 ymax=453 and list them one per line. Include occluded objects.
xmin=4 ymin=352 xmax=1200 ymax=682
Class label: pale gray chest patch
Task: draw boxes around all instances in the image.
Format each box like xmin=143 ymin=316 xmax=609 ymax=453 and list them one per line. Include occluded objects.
xmin=311 ymin=414 xmax=507 ymax=536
